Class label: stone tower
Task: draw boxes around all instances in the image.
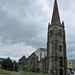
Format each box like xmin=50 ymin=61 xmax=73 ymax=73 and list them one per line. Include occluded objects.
xmin=47 ymin=0 xmax=67 ymax=75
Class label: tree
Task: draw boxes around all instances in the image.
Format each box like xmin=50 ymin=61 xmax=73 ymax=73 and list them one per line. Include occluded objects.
xmin=13 ymin=60 xmax=18 ymax=71
xmin=1 ymin=57 xmax=13 ymax=71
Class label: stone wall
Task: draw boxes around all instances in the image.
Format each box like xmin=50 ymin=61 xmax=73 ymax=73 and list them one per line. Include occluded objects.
xmin=18 ymin=53 xmax=48 ymax=73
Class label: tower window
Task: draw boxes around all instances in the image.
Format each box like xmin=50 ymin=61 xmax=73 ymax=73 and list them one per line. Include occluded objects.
xmin=60 ymin=57 xmax=63 ymax=67
xmin=50 ymin=30 xmax=53 ymax=38
xmin=60 ymin=60 xmax=63 ymax=67
xmin=58 ymin=29 xmax=62 ymax=38
xmin=58 ymin=32 xmax=62 ymax=38
xmin=59 ymin=45 xmax=62 ymax=51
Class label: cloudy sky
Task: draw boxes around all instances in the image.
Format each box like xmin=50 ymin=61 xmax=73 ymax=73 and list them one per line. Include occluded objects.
xmin=0 ymin=0 xmax=75 ymax=61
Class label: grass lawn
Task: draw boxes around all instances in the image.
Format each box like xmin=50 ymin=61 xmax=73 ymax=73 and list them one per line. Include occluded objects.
xmin=0 ymin=69 xmax=10 ymax=74
xmin=20 ymin=72 xmax=49 ymax=75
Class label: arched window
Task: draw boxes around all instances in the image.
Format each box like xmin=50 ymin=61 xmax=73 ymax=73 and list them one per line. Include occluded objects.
xmin=60 ymin=57 xmax=63 ymax=67
xmin=50 ymin=30 xmax=53 ymax=38
xmin=59 ymin=45 xmax=62 ymax=51
xmin=58 ymin=29 xmax=62 ymax=38
xmin=31 ymin=57 xmax=35 ymax=62
xmin=60 ymin=60 xmax=63 ymax=67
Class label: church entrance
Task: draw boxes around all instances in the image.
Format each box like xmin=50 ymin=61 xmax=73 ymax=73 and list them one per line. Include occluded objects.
xmin=60 ymin=68 xmax=63 ymax=75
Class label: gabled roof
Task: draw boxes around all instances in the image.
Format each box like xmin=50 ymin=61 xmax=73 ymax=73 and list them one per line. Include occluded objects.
xmin=19 ymin=55 xmax=26 ymax=61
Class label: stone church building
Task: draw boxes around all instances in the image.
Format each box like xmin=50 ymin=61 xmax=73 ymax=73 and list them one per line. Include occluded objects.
xmin=18 ymin=52 xmax=48 ymax=73
xmin=18 ymin=0 xmax=67 ymax=75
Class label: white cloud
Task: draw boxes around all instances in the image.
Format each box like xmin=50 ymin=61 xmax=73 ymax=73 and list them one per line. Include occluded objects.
xmin=0 ymin=43 xmax=36 ymax=61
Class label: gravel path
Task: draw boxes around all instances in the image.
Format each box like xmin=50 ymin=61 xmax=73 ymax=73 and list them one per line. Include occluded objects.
xmin=0 ymin=74 xmax=8 ymax=75
xmin=10 ymin=72 xmax=21 ymax=75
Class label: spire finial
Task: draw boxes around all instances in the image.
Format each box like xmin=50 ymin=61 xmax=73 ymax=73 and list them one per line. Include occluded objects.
xmin=51 ymin=0 xmax=61 ymax=24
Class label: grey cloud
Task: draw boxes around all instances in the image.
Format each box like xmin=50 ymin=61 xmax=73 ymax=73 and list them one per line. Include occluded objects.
xmin=0 ymin=0 xmax=75 ymax=60
xmin=0 ymin=0 xmax=49 ymax=48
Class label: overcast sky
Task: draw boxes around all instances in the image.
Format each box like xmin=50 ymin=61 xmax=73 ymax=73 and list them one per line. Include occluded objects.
xmin=0 ymin=0 xmax=75 ymax=61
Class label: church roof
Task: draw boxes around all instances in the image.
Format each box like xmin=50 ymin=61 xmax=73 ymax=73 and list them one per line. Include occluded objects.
xmin=19 ymin=55 xmax=26 ymax=61
xmin=51 ymin=0 xmax=61 ymax=24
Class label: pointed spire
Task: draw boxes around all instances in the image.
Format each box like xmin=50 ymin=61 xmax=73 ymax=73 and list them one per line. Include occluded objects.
xmin=51 ymin=0 xmax=61 ymax=24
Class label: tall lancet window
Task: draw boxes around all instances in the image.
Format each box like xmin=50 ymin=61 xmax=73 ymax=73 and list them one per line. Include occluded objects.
xmin=50 ymin=30 xmax=53 ymax=38
xmin=60 ymin=57 xmax=63 ymax=67
xmin=59 ymin=45 xmax=62 ymax=51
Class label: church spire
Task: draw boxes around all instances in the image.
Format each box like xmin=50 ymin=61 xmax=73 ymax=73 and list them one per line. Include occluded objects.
xmin=51 ymin=0 xmax=61 ymax=24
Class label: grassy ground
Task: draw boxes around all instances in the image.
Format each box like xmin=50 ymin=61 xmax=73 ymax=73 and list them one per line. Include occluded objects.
xmin=20 ymin=72 xmax=48 ymax=75
xmin=0 ymin=69 xmax=10 ymax=74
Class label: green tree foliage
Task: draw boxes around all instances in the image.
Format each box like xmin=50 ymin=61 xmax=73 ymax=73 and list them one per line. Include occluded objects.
xmin=1 ymin=57 xmax=13 ymax=71
xmin=13 ymin=60 xmax=18 ymax=71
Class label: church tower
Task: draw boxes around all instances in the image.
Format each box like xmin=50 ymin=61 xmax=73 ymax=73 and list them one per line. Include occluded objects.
xmin=47 ymin=0 xmax=67 ymax=75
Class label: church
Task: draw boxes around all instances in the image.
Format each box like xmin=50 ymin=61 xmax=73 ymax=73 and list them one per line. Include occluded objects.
xmin=18 ymin=0 xmax=67 ymax=75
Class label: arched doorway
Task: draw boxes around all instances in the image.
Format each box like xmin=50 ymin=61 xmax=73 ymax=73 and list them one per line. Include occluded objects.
xmin=60 ymin=68 xmax=63 ymax=75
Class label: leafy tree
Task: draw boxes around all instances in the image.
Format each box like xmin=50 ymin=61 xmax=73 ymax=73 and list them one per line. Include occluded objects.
xmin=1 ymin=57 xmax=13 ymax=71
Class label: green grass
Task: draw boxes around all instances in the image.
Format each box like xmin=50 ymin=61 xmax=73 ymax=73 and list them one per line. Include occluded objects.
xmin=0 ymin=69 xmax=10 ymax=74
xmin=20 ymin=72 xmax=48 ymax=75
